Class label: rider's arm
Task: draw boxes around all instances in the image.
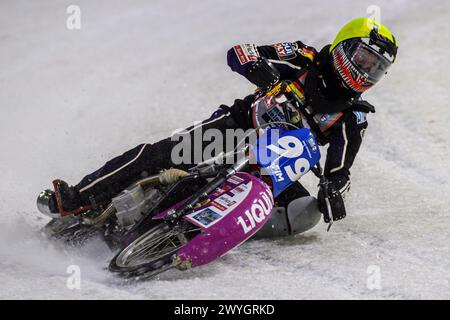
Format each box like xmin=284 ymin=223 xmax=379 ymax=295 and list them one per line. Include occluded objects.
xmin=316 ymin=109 xmax=369 ymax=222
xmin=227 ymin=41 xmax=318 ymax=86
xmin=322 ymin=109 xmax=370 ymax=195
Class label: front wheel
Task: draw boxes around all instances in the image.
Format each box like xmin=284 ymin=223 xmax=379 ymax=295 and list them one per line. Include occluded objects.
xmin=108 ymin=222 xmax=199 ymax=278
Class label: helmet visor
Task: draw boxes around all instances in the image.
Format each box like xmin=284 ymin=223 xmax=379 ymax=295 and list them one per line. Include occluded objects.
xmin=345 ymin=40 xmax=392 ymax=82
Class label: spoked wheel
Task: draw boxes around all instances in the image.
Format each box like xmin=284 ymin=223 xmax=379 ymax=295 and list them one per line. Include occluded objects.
xmin=109 ymin=222 xmax=200 ymax=278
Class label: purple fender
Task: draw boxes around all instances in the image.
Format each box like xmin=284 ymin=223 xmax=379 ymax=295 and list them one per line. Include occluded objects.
xmin=168 ymin=172 xmax=275 ymax=268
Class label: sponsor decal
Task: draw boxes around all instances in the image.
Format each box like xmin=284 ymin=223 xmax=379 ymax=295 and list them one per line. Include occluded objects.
xmin=215 ymin=194 xmax=237 ymax=208
xmin=192 ymin=208 xmax=222 ymax=227
xmin=243 ymin=44 xmax=258 ymax=58
xmin=266 ymin=105 xmax=286 ymax=123
xmin=211 ymin=201 xmax=227 ymax=211
xmin=229 ymin=183 xmax=250 ymax=197
xmin=320 ymin=114 xmax=331 ymax=122
xmin=273 ymin=42 xmax=297 ymax=60
xmin=186 ymin=181 xmax=253 ymax=228
xmin=353 ymin=111 xmax=367 ymax=125
xmin=236 ymin=187 xmax=274 ymax=234
xmin=212 ymin=185 xmax=232 ymax=197
xmin=228 ymin=175 xmax=244 ymax=185
xmin=231 ymin=187 xmax=245 ymax=195
xmin=269 ymin=163 xmax=284 ymax=182
xmin=314 ymin=112 xmax=344 ymax=132
xmin=234 ymin=44 xmax=258 ymax=65
xmin=307 ymin=136 xmax=318 ymax=153
xmin=212 ymin=188 xmax=225 ymax=197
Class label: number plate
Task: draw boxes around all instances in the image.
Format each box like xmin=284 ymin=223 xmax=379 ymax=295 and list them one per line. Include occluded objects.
xmin=253 ymin=127 xmax=321 ymax=197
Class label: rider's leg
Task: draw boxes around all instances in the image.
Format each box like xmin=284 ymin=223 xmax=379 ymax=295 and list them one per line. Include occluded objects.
xmin=274 ymin=182 xmax=311 ymax=208
xmin=75 ymin=108 xmax=241 ymax=205
xmin=41 ymin=108 xmax=242 ymax=215
xmin=253 ymin=181 xmax=319 ymax=239
xmin=75 ymin=137 xmax=180 ymax=206
xmin=42 ymin=138 xmax=180 ymax=216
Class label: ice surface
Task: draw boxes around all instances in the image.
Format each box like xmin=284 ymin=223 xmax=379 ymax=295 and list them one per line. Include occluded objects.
xmin=0 ymin=0 xmax=449 ymax=299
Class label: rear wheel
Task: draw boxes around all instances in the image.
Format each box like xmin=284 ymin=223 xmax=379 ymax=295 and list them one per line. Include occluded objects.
xmin=109 ymin=222 xmax=200 ymax=278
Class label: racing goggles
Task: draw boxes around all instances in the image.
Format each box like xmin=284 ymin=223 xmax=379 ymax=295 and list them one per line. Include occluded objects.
xmin=343 ymin=38 xmax=394 ymax=83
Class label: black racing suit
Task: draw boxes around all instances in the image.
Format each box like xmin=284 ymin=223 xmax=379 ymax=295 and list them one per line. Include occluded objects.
xmin=73 ymin=41 xmax=373 ymax=210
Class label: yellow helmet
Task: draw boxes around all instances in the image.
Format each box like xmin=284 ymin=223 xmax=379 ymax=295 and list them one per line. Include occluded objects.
xmin=330 ymin=18 xmax=398 ymax=93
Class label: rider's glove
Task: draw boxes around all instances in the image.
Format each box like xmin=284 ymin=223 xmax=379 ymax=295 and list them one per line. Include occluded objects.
xmin=245 ymin=57 xmax=280 ymax=91
xmin=317 ymin=175 xmax=350 ymax=223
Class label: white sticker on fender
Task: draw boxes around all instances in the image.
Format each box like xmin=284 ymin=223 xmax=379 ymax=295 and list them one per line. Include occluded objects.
xmin=185 ymin=181 xmax=252 ymax=228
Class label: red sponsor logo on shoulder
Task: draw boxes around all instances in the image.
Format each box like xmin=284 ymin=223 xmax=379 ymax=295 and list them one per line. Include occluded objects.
xmin=234 ymin=45 xmax=257 ymax=65
xmin=234 ymin=45 xmax=249 ymax=65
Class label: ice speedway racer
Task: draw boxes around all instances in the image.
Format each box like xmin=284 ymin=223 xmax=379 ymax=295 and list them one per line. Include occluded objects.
xmin=37 ymin=17 xmax=399 ymax=279
xmin=37 ymin=81 xmax=342 ymax=279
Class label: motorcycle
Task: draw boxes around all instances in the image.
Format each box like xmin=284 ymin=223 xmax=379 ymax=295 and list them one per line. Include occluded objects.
xmin=38 ymin=81 xmax=335 ymax=279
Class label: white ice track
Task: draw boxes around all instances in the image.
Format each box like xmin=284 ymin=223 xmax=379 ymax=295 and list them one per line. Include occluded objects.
xmin=0 ymin=0 xmax=449 ymax=299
